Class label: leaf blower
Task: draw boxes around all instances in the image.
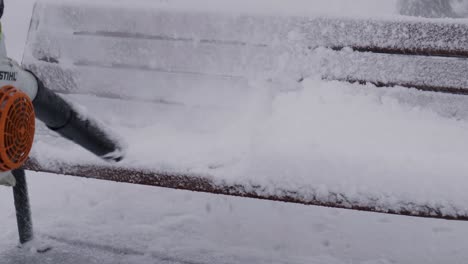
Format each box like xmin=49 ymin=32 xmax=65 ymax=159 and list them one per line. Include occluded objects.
xmin=0 ymin=62 xmax=125 ymax=186
xmin=0 ymin=59 xmax=125 ymax=186
xmin=0 ymin=1 xmax=124 ymax=186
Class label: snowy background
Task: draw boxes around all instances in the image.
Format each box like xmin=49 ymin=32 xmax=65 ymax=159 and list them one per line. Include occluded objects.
xmin=2 ymin=0 xmax=468 ymax=263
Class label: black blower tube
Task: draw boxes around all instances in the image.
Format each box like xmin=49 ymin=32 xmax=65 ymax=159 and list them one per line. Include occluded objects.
xmin=30 ymin=73 xmax=124 ymax=162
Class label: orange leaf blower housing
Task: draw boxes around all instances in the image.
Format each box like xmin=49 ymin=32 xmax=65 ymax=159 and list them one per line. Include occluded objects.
xmin=0 ymin=85 xmax=35 ymax=171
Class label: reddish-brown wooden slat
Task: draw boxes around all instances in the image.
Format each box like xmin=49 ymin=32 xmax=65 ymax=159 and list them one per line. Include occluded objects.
xmin=22 ymin=159 xmax=468 ymax=221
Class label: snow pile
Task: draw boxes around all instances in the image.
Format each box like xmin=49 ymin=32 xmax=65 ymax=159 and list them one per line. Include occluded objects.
xmin=227 ymin=78 xmax=468 ymax=214
xmin=28 ymin=75 xmax=468 ymax=216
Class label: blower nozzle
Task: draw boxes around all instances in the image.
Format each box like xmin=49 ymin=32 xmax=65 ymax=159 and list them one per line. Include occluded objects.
xmin=31 ymin=75 xmax=124 ymax=162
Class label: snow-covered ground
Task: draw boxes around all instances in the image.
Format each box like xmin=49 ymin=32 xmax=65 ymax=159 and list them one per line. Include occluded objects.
xmin=2 ymin=0 xmax=468 ymax=263
xmin=3 ymin=173 xmax=468 ymax=264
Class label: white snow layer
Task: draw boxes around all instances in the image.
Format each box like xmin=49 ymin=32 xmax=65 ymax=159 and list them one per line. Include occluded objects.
xmin=31 ymin=78 xmax=468 ymax=216
xmin=24 ymin=0 xmax=468 ymax=215
xmin=3 ymin=0 xmax=468 ymax=263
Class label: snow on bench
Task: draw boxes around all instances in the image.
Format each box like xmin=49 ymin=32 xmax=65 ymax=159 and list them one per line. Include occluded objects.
xmin=21 ymin=1 xmax=468 ymax=220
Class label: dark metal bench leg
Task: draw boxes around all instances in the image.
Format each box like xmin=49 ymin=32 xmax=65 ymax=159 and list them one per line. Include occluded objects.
xmin=12 ymin=169 xmax=34 ymax=244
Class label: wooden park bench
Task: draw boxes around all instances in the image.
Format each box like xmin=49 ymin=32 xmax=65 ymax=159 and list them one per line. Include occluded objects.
xmin=12 ymin=0 xmax=468 ymax=245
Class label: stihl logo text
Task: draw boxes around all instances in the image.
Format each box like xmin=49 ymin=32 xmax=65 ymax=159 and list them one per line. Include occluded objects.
xmin=0 ymin=72 xmax=16 ymax=81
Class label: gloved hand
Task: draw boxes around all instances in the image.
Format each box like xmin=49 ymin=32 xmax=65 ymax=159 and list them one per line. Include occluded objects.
xmin=0 ymin=171 xmax=15 ymax=187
